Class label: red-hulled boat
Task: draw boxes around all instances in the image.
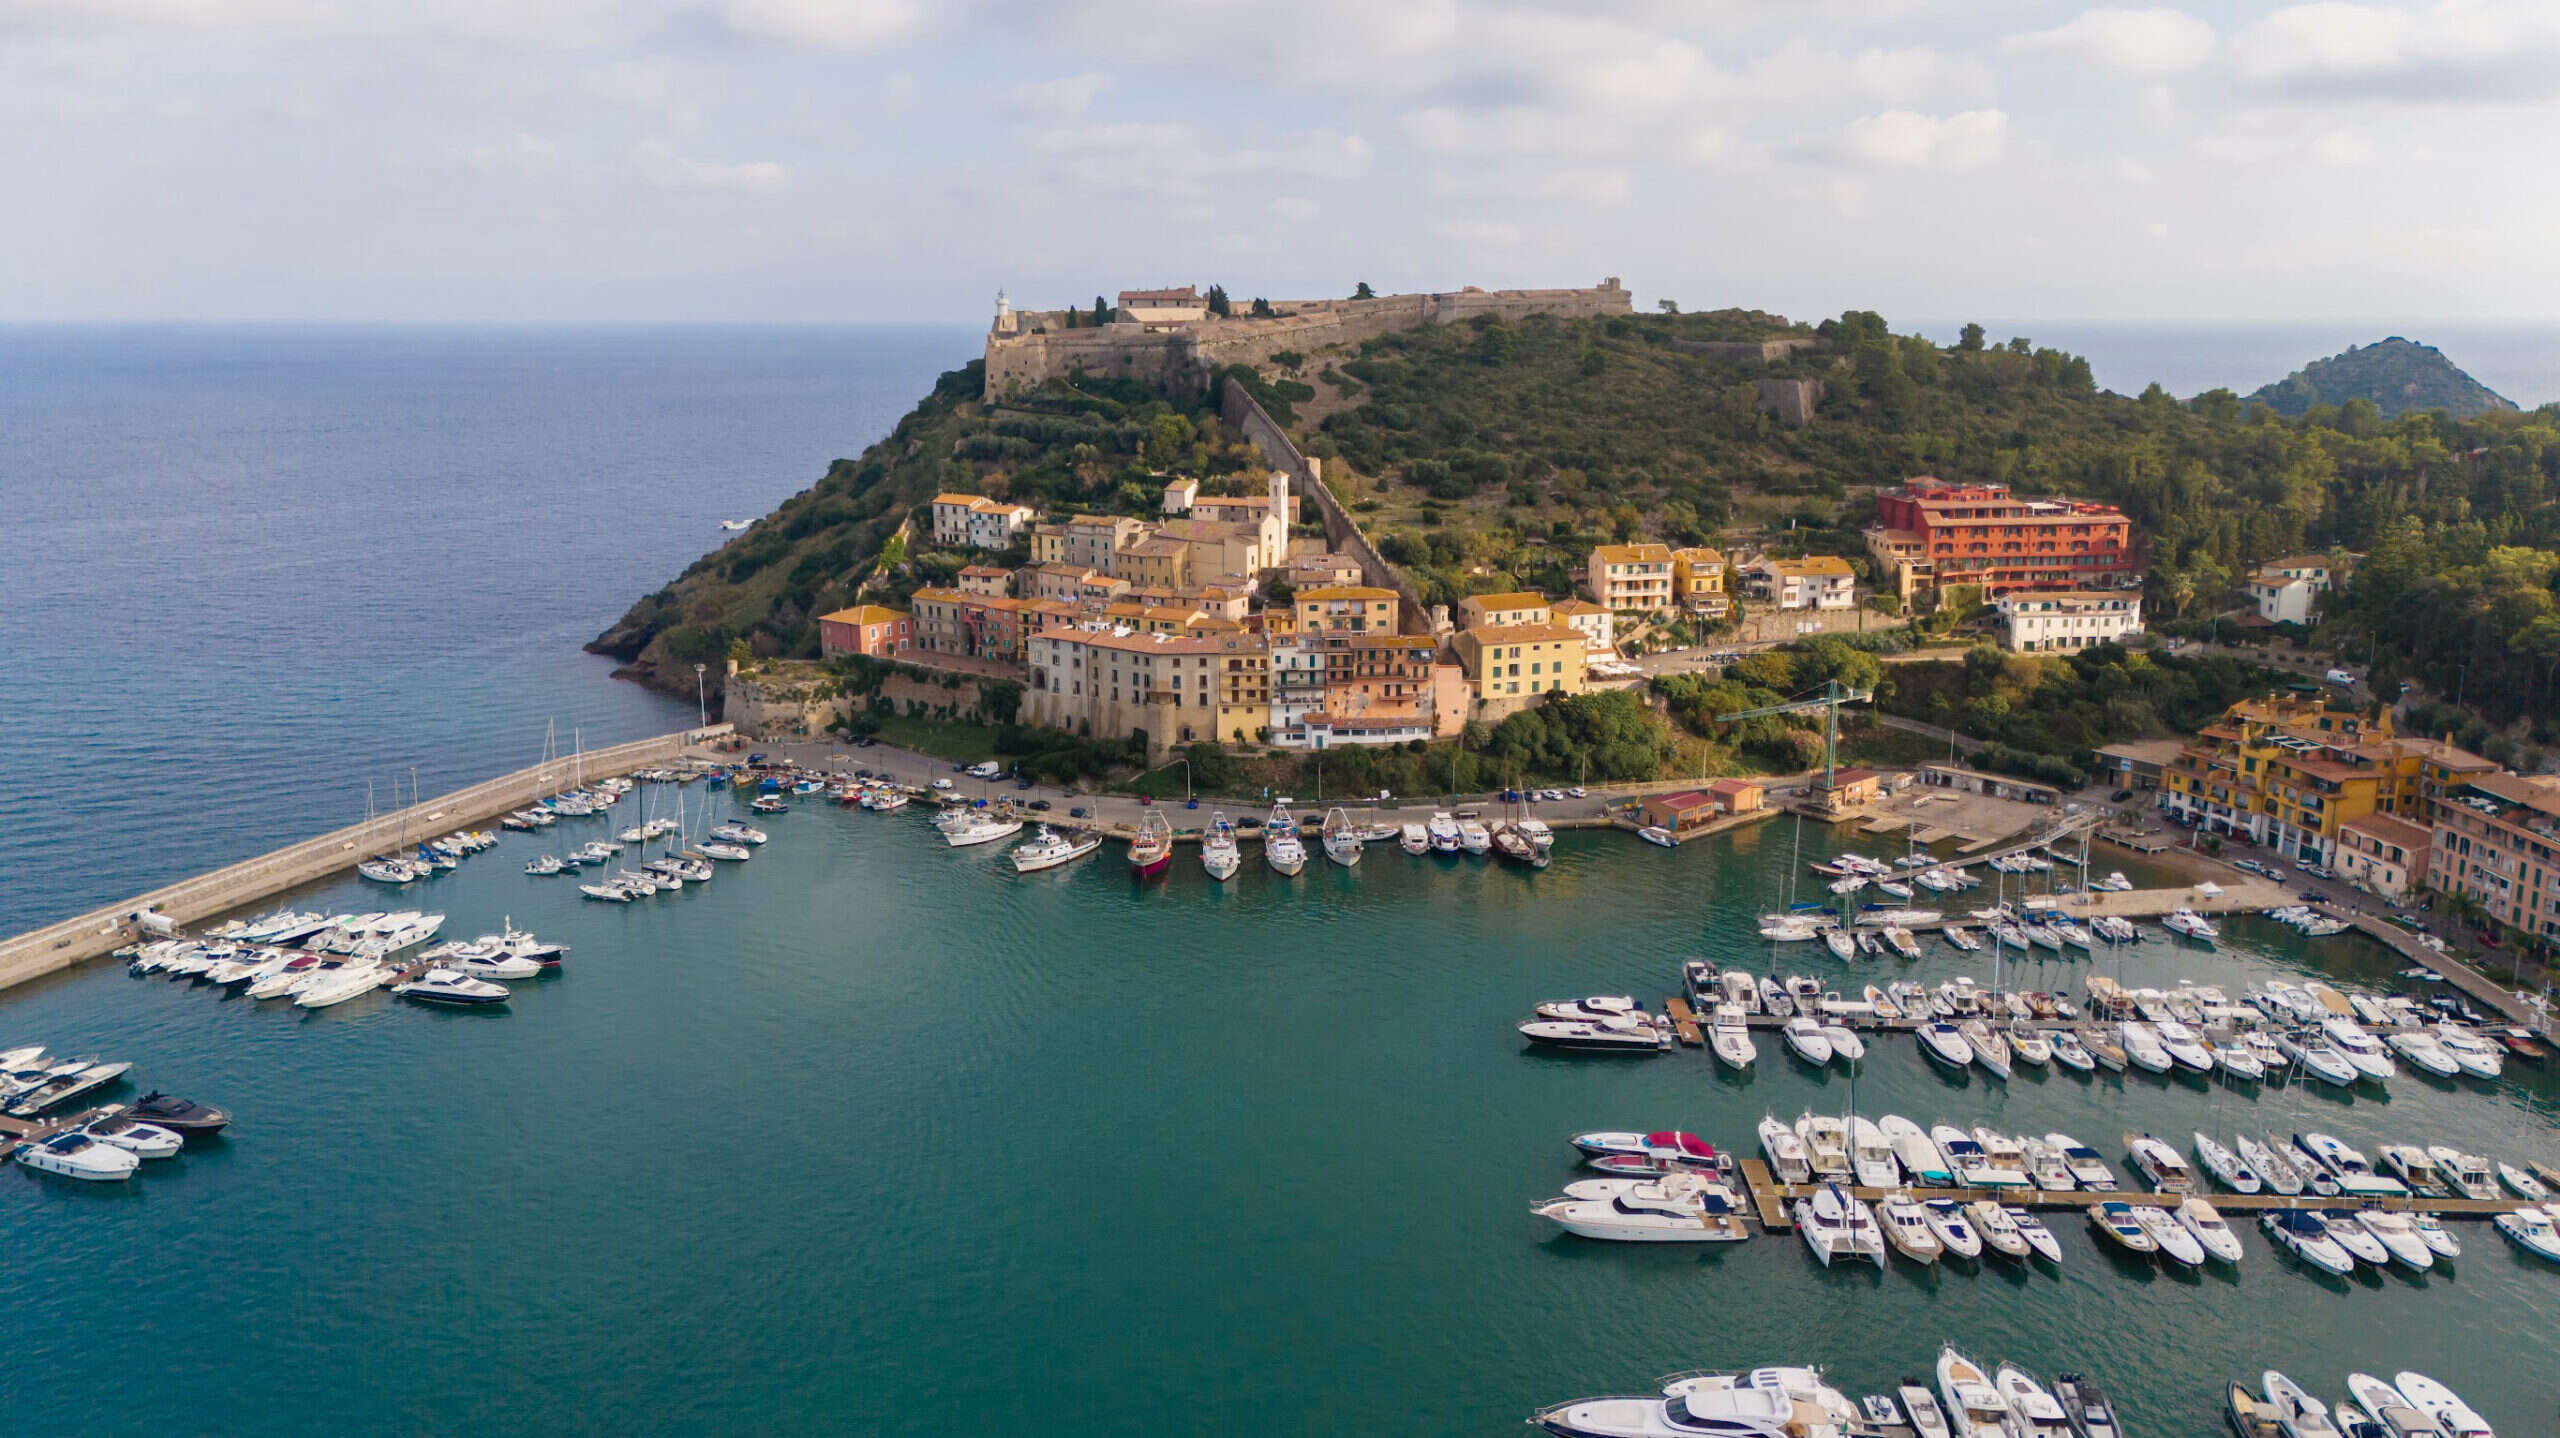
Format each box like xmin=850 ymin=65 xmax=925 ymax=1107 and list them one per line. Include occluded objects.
xmin=1127 ymin=810 xmax=1174 ymax=878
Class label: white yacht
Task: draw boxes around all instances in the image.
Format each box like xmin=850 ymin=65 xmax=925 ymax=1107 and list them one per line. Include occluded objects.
xmin=1709 ymin=1005 xmax=1757 ymax=1071
xmin=1757 ymin=1115 xmax=1814 ymax=1184
xmin=2125 ymin=1133 xmax=2197 ymax=1192
xmin=2178 ymin=1197 xmax=2245 ymax=1263
xmin=1780 ymin=1018 xmax=1832 ymax=1067
xmin=2429 ymin=1146 xmax=2498 ymax=1201
xmin=2321 ymin=1017 xmax=2398 ymax=1081
xmin=1937 ymin=1347 xmax=2009 ymax=1438
xmin=1965 ymin=1200 xmax=2030 ymax=1260
xmin=1010 ymin=825 xmax=1100 ymax=874
xmin=1201 ymin=813 xmax=1242 ymax=881
xmin=1995 ymin=1366 xmax=2072 ymax=1438
xmin=943 ymin=812 xmax=1024 ymax=848
xmin=2356 ymin=1210 xmax=2433 ymax=1271
xmin=2496 ymin=1204 xmax=2560 ymax=1263
xmin=2044 ymin=1133 xmax=2120 ymax=1189
xmin=1529 ymin=1381 xmax=1828 ymax=1437
xmin=2433 ymin=1023 xmax=2504 ymax=1079
xmin=1425 ymin=811 xmax=1461 ymax=853
xmin=1398 ymin=821 xmax=1429 ymax=856
xmin=2262 ymin=1210 xmax=2356 ymax=1275
xmin=13 ymin=1129 xmax=140 ymax=1181
xmin=2152 ymin=1019 xmax=2216 ymax=1073
xmin=2161 ymin=909 xmax=2219 ymax=942
xmin=1795 ymin=1184 xmax=1887 ymax=1268
xmin=393 ymin=968 xmax=510 ymax=1006
xmin=2389 ymin=1375 xmax=2491 ymax=1438
xmin=1881 ymin=1116 xmax=1952 ymax=1186
xmin=1877 ymin=1192 xmax=1943 ymax=1264
xmin=1531 ymin=1171 xmax=1750 ymax=1243
xmin=79 ymin=1110 xmax=185 ymax=1159
xmin=1456 ymin=816 xmax=1492 ymax=855
xmin=1794 ymin=1113 xmax=1851 ymax=1183
xmin=295 ymin=961 xmax=388 ymax=1009
xmin=1847 ymin=1117 xmax=1898 ymax=1188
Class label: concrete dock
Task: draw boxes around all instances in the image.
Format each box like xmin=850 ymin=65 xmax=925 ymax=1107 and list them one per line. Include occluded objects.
xmin=0 ymin=724 xmax=733 ymax=994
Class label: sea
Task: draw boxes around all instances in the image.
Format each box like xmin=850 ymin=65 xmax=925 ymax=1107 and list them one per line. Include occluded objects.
xmin=1 ymin=327 xmax=2557 ymax=1435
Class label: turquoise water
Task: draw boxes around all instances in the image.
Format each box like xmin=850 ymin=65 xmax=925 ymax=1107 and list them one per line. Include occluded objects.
xmin=5 ymin=809 xmax=2553 ymax=1435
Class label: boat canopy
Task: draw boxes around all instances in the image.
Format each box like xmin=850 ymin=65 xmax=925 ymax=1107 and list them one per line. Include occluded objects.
xmin=1645 ymin=1132 xmax=1716 ymax=1159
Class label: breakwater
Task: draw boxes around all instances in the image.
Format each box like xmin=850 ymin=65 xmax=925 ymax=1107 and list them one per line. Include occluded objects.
xmin=0 ymin=724 xmax=733 ymax=992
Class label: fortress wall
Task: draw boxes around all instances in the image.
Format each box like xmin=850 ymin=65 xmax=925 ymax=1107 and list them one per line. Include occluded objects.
xmin=1219 ymin=378 xmax=1433 ymax=638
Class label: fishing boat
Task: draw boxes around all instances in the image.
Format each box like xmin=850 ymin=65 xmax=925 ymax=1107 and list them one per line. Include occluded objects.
xmin=1516 ymin=819 xmax=1555 ymax=867
xmin=1013 ymin=826 xmax=1101 ymax=874
xmin=1126 ymin=809 xmax=1174 ymax=877
xmin=2161 ymin=909 xmax=2218 ymax=942
xmin=1456 ymin=816 xmax=1491 ymax=855
xmin=1200 ymin=812 xmax=1242 ymax=880
xmin=943 ymin=812 xmax=1024 ymax=848
xmin=1321 ymin=808 xmax=1364 ymax=868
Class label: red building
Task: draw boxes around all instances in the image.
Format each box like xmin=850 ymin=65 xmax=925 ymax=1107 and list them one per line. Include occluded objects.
xmin=1866 ymin=476 xmax=2138 ymax=597
xmin=817 ymin=605 xmax=910 ymax=659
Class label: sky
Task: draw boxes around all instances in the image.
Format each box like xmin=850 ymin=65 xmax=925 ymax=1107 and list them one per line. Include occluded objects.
xmin=4 ymin=0 xmax=2559 ymax=325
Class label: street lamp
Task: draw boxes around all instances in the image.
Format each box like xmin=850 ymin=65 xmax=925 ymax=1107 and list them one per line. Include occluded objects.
xmin=1173 ymin=756 xmax=1193 ymax=803
xmin=694 ymin=664 xmax=708 ymax=727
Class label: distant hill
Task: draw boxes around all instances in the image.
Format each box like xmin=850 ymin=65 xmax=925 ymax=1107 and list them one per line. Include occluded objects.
xmin=2248 ymin=337 xmax=2515 ymax=419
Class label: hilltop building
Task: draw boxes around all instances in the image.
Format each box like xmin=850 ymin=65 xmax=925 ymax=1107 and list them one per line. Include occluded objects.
xmin=1586 ymin=543 xmax=1674 ymax=614
xmin=929 ymin=493 xmax=1037 ymax=550
xmin=817 ymin=605 xmax=910 ymax=659
xmin=2248 ymin=556 xmax=2334 ymax=626
xmin=1741 ymin=556 xmax=1856 ymax=611
xmin=1863 ymin=476 xmax=2138 ymax=601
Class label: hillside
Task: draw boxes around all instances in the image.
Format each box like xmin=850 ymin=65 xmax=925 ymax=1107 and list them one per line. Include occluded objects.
xmin=586 ymin=363 xmax=1270 ymax=689
xmin=2248 ymin=337 xmax=2515 ymax=419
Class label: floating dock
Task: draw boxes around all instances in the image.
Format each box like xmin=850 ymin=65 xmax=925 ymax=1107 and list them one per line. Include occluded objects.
xmin=1736 ymin=1168 xmax=2536 ymax=1231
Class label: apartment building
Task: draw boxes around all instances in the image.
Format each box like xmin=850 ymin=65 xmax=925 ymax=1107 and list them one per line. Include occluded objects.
xmin=1458 ymin=592 xmax=1550 ymax=630
xmin=908 ymin=588 xmax=1026 ymax=666
xmin=1742 ymin=556 xmax=1857 ymax=611
xmin=2432 ymin=773 xmax=2560 ymax=938
xmin=1031 ymin=514 xmax=1150 ymax=575
xmin=1863 ymin=475 xmax=2138 ymax=598
xmin=928 ymin=493 xmax=1036 ymax=550
xmin=1586 ymin=543 xmax=1674 ymax=614
xmin=1022 ymin=624 xmax=1264 ymax=752
xmin=2159 ymin=697 xmax=2486 ymax=867
xmin=1995 ymin=592 xmax=2144 ymax=652
xmin=1670 ymin=548 xmax=1730 ymax=618
xmin=1453 ymin=622 xmax=1587 ymax=718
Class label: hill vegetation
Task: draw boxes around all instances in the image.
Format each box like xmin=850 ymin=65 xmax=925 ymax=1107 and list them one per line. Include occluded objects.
xmin=2248 ymin=337 xmax=2515 ymax=420
xmin=600 ymin=306 xmax=2560 ymax=749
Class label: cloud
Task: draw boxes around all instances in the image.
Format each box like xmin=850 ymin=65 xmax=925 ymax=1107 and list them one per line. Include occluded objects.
xmin=582 ymin=59 xmax=675 ymax=108
xmin=1738 ymin=39 xmax=1994 ymax=104
xmin=1002 ymin=71 xmax=1111 ymax=123
xmin=1826 ymin=109 xmax=2010 ymax=169
xmin=2234 ymin=1 xmax=2560 ymax=101
xmin=633 ymin=139 xmax=788 ymax=191
xmin=2113 ymin=155 xmax=2154 ymax=183
xmin=471 ymin=132 xmax=561 ymax=178
xmin=2308 ymin=128 xmax=2376 ymax=165
xmin=720 ymin=0 xmax=920 ymax=51
xmin=2003 ymin=7 xmax=2216 ymax=73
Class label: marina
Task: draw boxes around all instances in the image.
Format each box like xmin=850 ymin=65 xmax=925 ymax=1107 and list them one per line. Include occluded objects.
xmin=4 ymin=761 xmax=2560 ymax=1432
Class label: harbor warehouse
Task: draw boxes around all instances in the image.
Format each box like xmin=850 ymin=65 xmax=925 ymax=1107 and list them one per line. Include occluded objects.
xmin=1641 ymin=791 xmax=1718 ymax=834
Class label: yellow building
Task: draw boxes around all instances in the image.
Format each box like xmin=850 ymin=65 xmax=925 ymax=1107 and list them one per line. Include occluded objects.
xmin=2159 ymin=696 xmax=2485 ymax=867
xmin=1294 ymin=585 xmax=1399 ymax=634
xmin=1585 ymin=543 xmax=1673 ymax=614
xmin=1453 ymin=621 xmax=1587 ymax=717
xmin=1215 ymin=633 xmax=1272 ymax=743
xmin=1670 ymin=547 xmax=1730 ymax=617
xmin=1117 ymin=535 xmax=1191 ymax=591
xmin=1458 ymin=591 xmax=1551 ymax=630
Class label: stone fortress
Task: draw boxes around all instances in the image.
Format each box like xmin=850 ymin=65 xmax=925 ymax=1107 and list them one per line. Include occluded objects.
xmin=981 ymin=278 xmax=1635 ymax=398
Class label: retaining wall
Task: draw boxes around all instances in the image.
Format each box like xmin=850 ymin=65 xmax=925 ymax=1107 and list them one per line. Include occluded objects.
xmin=1218 ymin=378 xmax=1434 ymax=637
xmin=0 ymin=725 xmax=734 ymax=993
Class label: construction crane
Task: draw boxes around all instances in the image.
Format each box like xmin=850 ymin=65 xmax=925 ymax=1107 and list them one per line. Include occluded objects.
xmin=1716 ymin=679 xmax=1874 ymax=792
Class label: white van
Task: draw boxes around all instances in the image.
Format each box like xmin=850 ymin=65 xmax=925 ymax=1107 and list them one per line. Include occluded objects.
xmin=967 ymin=760 xmax=1003 ymax=779
xmin=2324 ymin=669 xmax=2356 ymax=687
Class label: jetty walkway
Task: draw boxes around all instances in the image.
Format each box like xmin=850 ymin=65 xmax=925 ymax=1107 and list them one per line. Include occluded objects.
xmin=0 ymin=724 xmax=733 ymax=995
xmin=1733 ymin=1160 xmax=2535 ymax=1233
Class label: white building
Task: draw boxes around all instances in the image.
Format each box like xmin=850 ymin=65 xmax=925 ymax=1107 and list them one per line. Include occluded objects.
xmin=1742 ymin=556 xmax=1857 ymax=611
xmin=1269 ymin=639 xmax=1326 ymax=731
xmin=1269 ymin=711 xmax=1435 ymax=749
xmin=1160 ymin=477 xmax=1197 ymax=515
xmin=2248 ymin=556 xmax=2331 ymax=626
xmin=1552 ymin=599 xmax=1615 ymax=656
xmin=929 ymin=493 xmax=1036 ymax=550
xmin=1996 ymin=591 xmax=2144 ymax=653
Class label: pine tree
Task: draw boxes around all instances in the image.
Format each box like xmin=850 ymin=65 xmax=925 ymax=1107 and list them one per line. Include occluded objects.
xmin=1205 ymin=285 xmax=1231 ymax=317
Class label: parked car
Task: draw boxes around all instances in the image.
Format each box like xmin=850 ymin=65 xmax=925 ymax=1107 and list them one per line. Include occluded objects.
xmin=1138 ymin=795 xmax=1154 ymax=806
xmin=2109 ymin=788 xmax=2134 ymax=803
xmin=1027 ymin=800 xmax=1052 ymax=812
xmin=1567 ymin=787 xmax=1587 ymax=799
xmin=1068 ymin=806 xmax=1088 ymax=818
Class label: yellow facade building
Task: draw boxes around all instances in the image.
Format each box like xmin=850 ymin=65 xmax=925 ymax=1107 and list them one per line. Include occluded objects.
xmin=2159 ymin=696 xmax=2487 ymax=867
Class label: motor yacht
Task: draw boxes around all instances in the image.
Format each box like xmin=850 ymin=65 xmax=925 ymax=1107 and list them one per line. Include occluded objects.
xmin=1582 ymin=1133 xmax=1734 ymax=1183
xmin=1537 ymin=996 xmax=1648 ymax=1023
xmin=2496 ymin=1204 xmax=2560 ymax=1262
xmin=2375 ymin=1145 xmax=2447 ymax=1197
xmin=1958 ymin=1020 xmax=2011 ymax=1080
xmin=393 ymin=968 xmax=510 ymax=1006
xmin=2354 ymin=1210 xmax=2433 ymax=1271
xmin=79 ymin=1109 xmax=185 ymax=1159
xmin=13 ymin=1129 xmax=139 ymax=1181
xmin=1265 ymin=804 xmax=1309 ymax=876
xmin=2264 ymin=1373 xmax=2344 ymax=1438
xmin=2161 ymin=909 xmax=2218 ymax=942
xmin=1720 ymin=970 xmax=1762 ymax=1014
xmin=2432 ymin=1023 xmax=2504 ymax=1079
xmin=296 ymin=961 xmax=387 ymax=1009
xmin=2295 ymin=1133 xmax=2407 ymax=1197
xmin=2497 ymin=1161 xmax=2549 ymax=1200
xmin=2321 ymin=1017 xmax=2397 ymax=1082
xmin=2255 ymin=1210 xmax=2354 ymax=1276
xmin=1425 ymin=811 xmax=1461 ymax=852
xmin=1916 ymin=1022 xmax=1974 ymax=1072
xmin=1781 ymin=1018 xmax=1832 ymax=1067
xmin=2005 ymin=1024 xmax=2051 ymax=1068
xmin=1795 ymin=1114 xmax=1851 ymax=1182
xmin=2177 ymin=1196 xmax=2244 ymax=1263
xmin=2043 ymin=1133 xmax=2119 ymax=1189
xmin=1518 ymin=1014 xmax=1667 ymax=1053
xmin=1795 ymin=1184 xmax=1887 ymax=1268
xmin=1993 ymin=1366 xmax=2071 ymax=1438
xmin=1531 ymin=1171 xmax=1749 ymax=1242
xmin=2087 ymin=1201 xmax=2156 ymax=1257
xmin=2018 ymin=1137 xmax=2075 ymax=1192
xmin=1880 ymin=1116 xmax=1951 ymax=1186
xmin=2273 ymin=1029 xmax=2357 ymax=1085
xmin=2317 ymin=1209 xmax=2390 ymax=1267
xmin=1877 ymin=1192 xmax=1943 ymax=1264
xmin=2409 ymin=1212 xmax=2460 ymax=1261
xmin=1919 ymin=1199 xmax=1982 ymax=1259
xmin=2048 ymin=1030 xmax=2095 ymax=1072
xmin=1964 ymin=1200 xmax=2029 ymax=1259
xmin=8 ymin=1060 xmax=132 ymax=1116
xmin=2150 ymin=1019 xmax=2215 ymax=1073
xmin=1759 ymin=976 xmax=1794 ymax=1017
xmin=1936 ymin=1347 xmax=2008 ymax=1438
xmin=2428 ymin=1146 xmax=2498 ymax=1201
xmin=1847 ymin=1117 xmax=1898 ymax=1188
xmin=2116 ymin=1022 xmax=2173 ymax=1074
xmin=1757 ymin=1115 xmax=1815 ymax=1184
xmin=1709 ymin=1005 xmax=1757 ymax=1070
xmin=2128 ymin=1203 xmax=2203 ymax=1266
xmin=2346 ymin=1377 xmax=2442 ymax=1438
xmin=2390 ymin=1375 xmax=2491 ymax=1438
xmin=2119 ymin=1133 xmax=2193 ymax=1193
xmin=1819 ymin=1024 xmax=1863 ymax=1066
xmin=1934 ymin=1126 xmax=2025 ymax=1188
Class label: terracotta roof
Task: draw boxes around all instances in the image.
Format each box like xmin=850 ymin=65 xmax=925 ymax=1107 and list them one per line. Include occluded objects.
xmin=1590 ymin=543 xmax=1672 ymax=564
xmin=818 ymin=605 xmax=907 ymax=626
xmin=1463 ymin=591 xmax=1549 ymax=610
xmin=1770 ymin=555 xmax=1855 ymax=577
xmin=1650 ymin=791 xmax=1715 ymax=808
xmin=1299 ymin=585 xmax=1397 ymax=601
xmin=2343 ymin=812 xmax=2432 ymax=849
